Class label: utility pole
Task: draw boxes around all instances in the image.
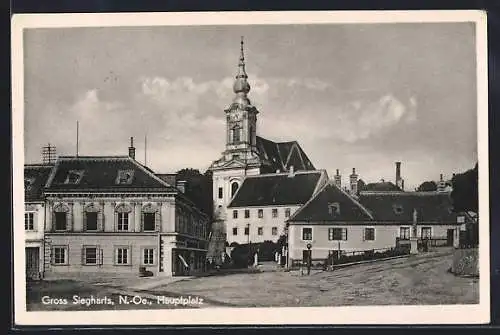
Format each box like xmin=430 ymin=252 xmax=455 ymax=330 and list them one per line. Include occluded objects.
xmin=41 ymin=143 xmax=57 ymax=164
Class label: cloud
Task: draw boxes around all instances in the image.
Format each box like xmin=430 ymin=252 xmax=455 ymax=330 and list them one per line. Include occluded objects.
xmin=260 ymin=94 xmax=418 ymax=144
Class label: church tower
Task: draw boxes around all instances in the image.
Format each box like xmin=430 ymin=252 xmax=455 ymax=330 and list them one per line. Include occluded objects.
xmin=209 ymin=37 xmax=263 ymax=221
xmin=224 ymin=37 xmax=259 ymax=161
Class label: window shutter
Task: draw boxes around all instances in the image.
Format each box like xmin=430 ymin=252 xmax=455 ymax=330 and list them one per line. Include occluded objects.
xmin=114 ymin=212 xmax=118 ymax=232
xmin=67 ymin=210 xmax=72 ymax=232
xmin=98 ymin=205 xmax=104 ymax=231
xmin=97 ymin=245 xmax=102 ymax=265
xmin=81 ymin=247 xmax=85 ymax=265
xmin=155 ymin=210 xmax=160 ymax=232
xmin=128 ymin=246 xmax=132 ymax=265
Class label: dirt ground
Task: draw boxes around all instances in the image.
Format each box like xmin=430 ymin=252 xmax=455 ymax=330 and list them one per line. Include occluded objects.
xmin=26 ymin=248 xmax=478 ymax=310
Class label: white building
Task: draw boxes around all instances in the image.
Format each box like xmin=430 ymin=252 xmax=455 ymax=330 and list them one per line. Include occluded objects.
xmin=24 ymin=164 xmax=53 ymax=280
xmin=226 ymin=169 xmax=328 ymax=245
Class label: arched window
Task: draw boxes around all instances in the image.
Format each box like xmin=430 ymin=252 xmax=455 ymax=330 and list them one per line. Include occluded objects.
xmin=142 ymin=203 xmax=159 ymax=232
xmin=83 ymin=203 xmax=103 ymax=231
xmin=53 ymin=203 xmax=71 ymax=231
xmin=231 ymin=182 xmax=239 ymax=197
xmin=115 ymin=203 xmax=132 ymax=232
xmin=231 ymin=124 xmax=241 ymax=143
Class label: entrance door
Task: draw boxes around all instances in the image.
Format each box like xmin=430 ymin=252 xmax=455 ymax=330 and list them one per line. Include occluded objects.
xmin=302 ymin=250 xmax=311 ymax=266
xmin=447 ymin=229 xmax=455 ymax=246
xmin=26 ymin=247 xmax=39 ymax=280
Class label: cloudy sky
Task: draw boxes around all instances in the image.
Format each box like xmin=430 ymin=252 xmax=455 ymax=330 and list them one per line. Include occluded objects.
xmin=23 ymin=22 xmax=477 ymax=190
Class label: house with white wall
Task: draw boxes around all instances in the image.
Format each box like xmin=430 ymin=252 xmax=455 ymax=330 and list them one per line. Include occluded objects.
xmin=226 ymin=169 xmax=328 ymax=245
xmin=24 ymin=164 xmax=54 ymax=280
xmin=287 ymin=181 xmax=469 ymax=265
xmin=42 ymin=149 xmax=209 ymax=278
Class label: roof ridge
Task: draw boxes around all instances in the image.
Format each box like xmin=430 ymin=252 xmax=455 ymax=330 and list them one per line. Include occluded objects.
xmin=287 ymin=178 xmax=330 ymax=222
xmin=245 ymin=170 xmax=321 ymax=178
xmin=334 ymin=181 xmax=374 ymax=219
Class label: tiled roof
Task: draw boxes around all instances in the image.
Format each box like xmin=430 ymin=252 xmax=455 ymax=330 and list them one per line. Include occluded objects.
xmin=358 ymin=191 xmax=464 ymax=223
xmin=256 ymin=136 xmax=315 ymax=173
xmin=24 ymin=164 xmax=54 ymax=202
xmin=45 ymin=156 xmax=176 ymax=192
xmin=288 ymin=181 xmax=374 ymax=223
xmin=228 ymin=170 xmax=325 ymax=208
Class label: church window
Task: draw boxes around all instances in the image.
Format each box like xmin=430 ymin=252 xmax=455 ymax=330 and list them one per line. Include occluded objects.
xmin=231 ymin=124 xmax=241 ymax=143
xmin=231 ymin=182 xmax=239 ymax=197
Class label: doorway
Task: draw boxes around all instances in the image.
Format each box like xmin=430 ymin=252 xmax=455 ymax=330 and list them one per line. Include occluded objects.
xmin=447 ymin=229 xmax=455 ymax=246
xmin=26 ymin=247 xmax=39 ymax=280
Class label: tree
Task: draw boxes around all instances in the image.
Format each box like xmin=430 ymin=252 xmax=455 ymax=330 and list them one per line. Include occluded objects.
xmin=451 ymin=163 xmax=478 ymax=213
xmin=176 ymin=168 xmax=213 ymax=219
xmin=417 ymin=181 xmax=437 ymax=192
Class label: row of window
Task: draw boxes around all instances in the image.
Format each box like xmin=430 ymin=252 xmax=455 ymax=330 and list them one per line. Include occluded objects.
xmin=52 ymin=211 xmax=158 ymax=232
xmin=301 ymin=227 xmax=433 ymax=241
xmin=58 ymin=169 xmax=135 ymax=185
xmin=232 ymin=226 xmax=279 ymax=236
xmin=52 ymin=246 xmax=155 ymax=266
xmin=232 ymin=208 xmax=291 ymax=219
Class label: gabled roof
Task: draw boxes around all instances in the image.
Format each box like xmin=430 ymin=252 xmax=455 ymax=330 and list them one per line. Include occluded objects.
xmin=288 ymin=181 xmax=374 ymax=223
xmin=45 ymin=156 xmax=176 ymax=193
xmin=256 ymin=136 xmax=315 ymax=173
xmin=358 ymin=191 xmax=465 ymax=223
xmin=228 ymin=170 xmax=325 ymax=208
xmin=24 ymin=164 xmax=54 ymax=202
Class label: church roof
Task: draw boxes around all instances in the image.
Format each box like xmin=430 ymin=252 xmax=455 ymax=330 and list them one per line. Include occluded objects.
xmin=256 ymin=136 xmax=315 ymax=173
xmin=358 ymin=191 xmax=468 ymax=224
xmin=24 ymin=164 xmax=54 ymax=202
xmin=228 ymin=170 xmax=326 ymax=208
xmin=287 ymin=181 xmax=374 ymax=223
xmin=44 ymin=156 xmax=176 ymax=193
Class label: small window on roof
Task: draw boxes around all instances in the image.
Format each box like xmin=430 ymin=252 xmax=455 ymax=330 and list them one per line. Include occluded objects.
xmin=64 ymin=170 xmax=84 ymax=184
xmin=24 ymin=177 xmax=35 ymax=190
xmin=116 ymin=170 xmax=134 ymax=185
xmin=328 ymin=203 xmax=340 ymax=216
xmin=393 ymin=204 xmax=404 ymax=215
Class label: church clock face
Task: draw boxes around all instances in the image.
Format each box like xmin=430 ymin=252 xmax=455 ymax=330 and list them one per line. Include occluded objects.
xmin=230 ymin=111 xmax=242 ymax=122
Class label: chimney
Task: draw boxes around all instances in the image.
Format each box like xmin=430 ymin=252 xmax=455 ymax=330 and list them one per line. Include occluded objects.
xmin=350 ymin=168 xmax=358 ymax=195
xmin=395 ymin=161 xmax=403 ymax=190
xmin=176 ymin=180 xmax=187 ymax=194
xmin=333 ymin=169 xmax=342 ymax=189
xmin=437 ymin=173 xmax=446 ymax=192
xmin=128 ymin=137 xmax=136 ymax=160
xmin=288 ymin=165 xmax=295 ymax=178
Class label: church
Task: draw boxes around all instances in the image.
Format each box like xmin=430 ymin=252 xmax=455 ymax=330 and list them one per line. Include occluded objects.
xmin=208 ymin=38 xmax=320 ymax=251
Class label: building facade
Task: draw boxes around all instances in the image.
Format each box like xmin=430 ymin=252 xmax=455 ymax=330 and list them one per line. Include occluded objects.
xmin=287 ymin=181 xmax=469 ymax=263
xmin=208 ymin=39 xmax=316 ymax=259
xmin=42 ymin=154 xmax=209 ymax=277
xmin=24 ymin=164 xmax=53 ymax=280
xmin=226 ymin=169 xmax=329 ymax=245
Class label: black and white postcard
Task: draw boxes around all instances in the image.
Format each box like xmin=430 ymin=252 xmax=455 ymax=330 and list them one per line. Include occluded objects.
xmin=12 ymin=10 xmax=489 ymax=325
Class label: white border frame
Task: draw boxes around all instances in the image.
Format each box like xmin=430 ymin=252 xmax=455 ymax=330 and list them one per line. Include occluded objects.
xmin=12 ymin=10 xmax=489 ymax=325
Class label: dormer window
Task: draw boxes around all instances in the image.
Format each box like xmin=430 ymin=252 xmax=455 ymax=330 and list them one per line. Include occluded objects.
xmin=116 ymin=170 xmax=134 ymax=185
xmin=64 ymin=170 xmax=84 ymax=184
xmin=393 ymin=204 xmax=404 ymax=215
xmin=24 ymin=177 xmax=35 ymax=191
xmin=328 ymin=202 xmax=340 ymax=216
